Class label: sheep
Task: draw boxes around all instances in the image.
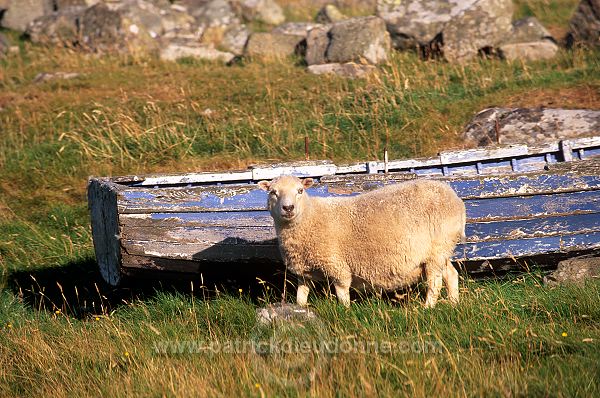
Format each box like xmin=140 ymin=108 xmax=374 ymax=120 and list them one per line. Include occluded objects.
xmin=257 ymin=175 xmax=466 ymax=307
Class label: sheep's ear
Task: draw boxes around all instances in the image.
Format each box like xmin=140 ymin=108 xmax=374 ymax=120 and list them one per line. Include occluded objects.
xmin=257 ymin=180 xmax=271 ymax=191
xmin=302 ymin=178 xmax=314 ymax=189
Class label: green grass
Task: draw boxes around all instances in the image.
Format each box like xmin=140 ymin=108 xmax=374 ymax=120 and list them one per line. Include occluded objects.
xmin=1 ymin=0 xmax=600 ymax=395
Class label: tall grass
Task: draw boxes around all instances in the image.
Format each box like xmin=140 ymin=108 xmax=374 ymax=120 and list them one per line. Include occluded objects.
xmin=1 ymin=0 xmax=600 ymax=395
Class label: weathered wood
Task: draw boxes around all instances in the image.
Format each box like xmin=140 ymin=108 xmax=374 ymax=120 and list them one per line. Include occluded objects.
xmin=116 ymin=170 xmax=600 ymax=214
xmin=440 ymin=144 xmax=528 ymax=164
xmin=88 ymin=178 xmax=123 ymax=286
xmin=103 ymin=136 xmax=600 ymax=186
xmin=88 ymin=141 xmax=600 ymax=286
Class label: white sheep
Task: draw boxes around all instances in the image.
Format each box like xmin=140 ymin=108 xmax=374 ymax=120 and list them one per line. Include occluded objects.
xmin=258 ymin=175 xmax=466 ymax=307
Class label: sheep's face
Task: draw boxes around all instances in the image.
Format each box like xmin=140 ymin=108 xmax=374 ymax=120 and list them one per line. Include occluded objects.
xmin=258 ymin=175 xmax=314 ymax=223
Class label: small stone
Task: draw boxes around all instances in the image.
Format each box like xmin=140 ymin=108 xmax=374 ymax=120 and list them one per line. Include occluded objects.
xmin=33 ymin=71 xmax=81 ymax=83
xmin=160 ymin=41 xmax=236 ymax=63
xmin=235 ymin=0 xmax=285 ymax=26
xmin=307 ymin=62 xmax=377 ymax=78
xmin=498 ymin=40 xmax=559 ymax=61
xmin=256 ymin=303 xmax=317 ymax=325
xmin=1 ymin=0 xmax=54 ymax=32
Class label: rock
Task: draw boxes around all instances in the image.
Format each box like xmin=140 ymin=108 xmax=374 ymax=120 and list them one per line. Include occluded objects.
xmin=506 ymin=17 xmax=554 ymax=44
xmin=160 ymin=40 xmax=235 ymax=62
xmin=377 ymin=0 xmax=513 ymax=62
xmin=27 ymin=7 xmax=85 ymax=46
xmin=256 ymin=303 xmax=317 ymax=325
xmin=220 ymin=23 xmax=250 ymax=55
xmin=498 ymin=41 xmax=558 ymax=62
xmin=245 ymin=31 xmax=305 ymax=58
xmin=495 ymin=16 xmax=558 ymax=61
xmin=326 ymin=16 xmax=390 ymax=64
xmin=308 ymin=62 xmax=377 ymax=78
xmin=33 ymin=71 xmax=81 ymax=83
xmin=568 ymin=0 xmax=600 ymax=48
xmin=0 ymin=0 xmax=54 ymax=32
xmin=543 ymin=255 xmax=600 ymax=286
xmin=442 ymin=0 xmax=513 ymax=63
xmin=192 ymin=0 xmax=239 ymax=27
xmin=54 ymin=0 xmax=91 ymax=9
xmin=305 ymin=24 xmax=330 ymax=65
xmin=315 ymin=4 xmax=347 ymax=24
xmin=377 ymin=0 xmax=463 ymax=48
xmin=463 ymin=108 xmax=600 ymax=147
xmin=273 ymin=22 xmax=324 ymax=37
xmin=234 ymin=0 xmax=285 ymax=26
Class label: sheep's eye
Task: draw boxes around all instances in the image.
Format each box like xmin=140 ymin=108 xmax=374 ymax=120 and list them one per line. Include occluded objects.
xmin=269 ymin=190 xmax=278 ymax=196
xmin=297 ymin=188 xmax=304 ymax=194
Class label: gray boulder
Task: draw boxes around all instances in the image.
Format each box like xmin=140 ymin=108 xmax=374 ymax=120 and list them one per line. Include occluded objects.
xmin=192 ymin=0 xmax=239 ymax=27
xmin=544 ymin=255 xmax=600 ymax=286
xmin=442 ymin=0 xmax=513 ymax=63
xmin=308 ymin=62 xmax=377 ymax=78
xmin=305 ymin=17 xmax=391 ymax=65
xmin=568 ymin=0 xmax=600 ymax=48
xmin=463 ymin=108 xmax=600 ymax=147
xmin=27 ymin=7 xmax=85 ymax=45
xmin=305 ymin=24 xmax=330 ymax=65
xmin=497 ymin=16 xmax=558 ymax=61
xmin=377 ymin=0 xmax=513 ymax=62
xmin=220 ymin=23 xmax=250 ymax=55
xmin=245 ymin=31 xmax=305 ymax=58
xmin=0 ymin=0 xmax=54 ymax=32
xmin=315 ymin=4 xmax=347 ymax=24
xmin=506 ymin=17 xmax=554 ymax=44
xmin=233 ymin=0 xmax=285 ymax=25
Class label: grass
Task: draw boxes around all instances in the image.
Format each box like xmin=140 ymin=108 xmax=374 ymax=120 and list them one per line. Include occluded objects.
xmin=1 ymin=0 xmax=599 ymax=395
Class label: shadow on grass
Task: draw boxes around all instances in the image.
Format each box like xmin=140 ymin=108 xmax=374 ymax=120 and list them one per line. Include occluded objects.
xmin=5 ymin=257 xmax=290 ymax=319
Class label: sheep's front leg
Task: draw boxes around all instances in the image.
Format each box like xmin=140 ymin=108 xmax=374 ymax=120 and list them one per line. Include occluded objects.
xmin=424 ymin=263 xmax=444 ymax=308
xmin=296 ymin=280 xmax=310 ymax=306
xmin=442 ymin=259 xmax=459 ymax=305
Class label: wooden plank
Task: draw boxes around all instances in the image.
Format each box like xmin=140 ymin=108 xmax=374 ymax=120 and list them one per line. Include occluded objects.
xmin=136 ymin=170 xmax=253 ymax=186
xmin=465 ymin=190 xmax=600 ymax=221
xmin=122 ymin=228 xmax=600 ymax=264
xmin=121 ymin=239 xmax=280 ymax=262
xmin=121 ymin=212 xmax=600 ymax=246
xmin=120 ymin=209 xmax=600 ymax=243
xmin=88 ymin=178 xmax=123 ymax=286
xmin=121 ymin=225 xmax=276 ymax=244
xmin=250 ymin=160 xmax=337 ymax=180
xmin=454 ymin=231 xmax=600 ymax=261
xmin=116 ymin=171 xmax=600 ymax=214
xmin=120 ymin=211 xmax=274 ymax=228
xmin=466 ymin=213 xmax=600 ymax=242
xmin=440 ymin=144 xmax=528 ymax=164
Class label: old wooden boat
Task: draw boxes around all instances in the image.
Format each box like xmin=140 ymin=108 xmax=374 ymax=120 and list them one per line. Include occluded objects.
xmin=89 ymin=136 xmax=600 ymax=286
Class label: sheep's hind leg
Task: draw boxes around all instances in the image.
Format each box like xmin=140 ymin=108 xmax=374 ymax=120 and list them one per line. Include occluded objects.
xmin=442 ymin=259 xmax=459 ymax=305
xmin=296 ymin=280 xmax=310 ymax=306
xmin=424 ymin=262 xmax=444 ymax=308
xmin=333 ymin=277 xmax=352 ymax=307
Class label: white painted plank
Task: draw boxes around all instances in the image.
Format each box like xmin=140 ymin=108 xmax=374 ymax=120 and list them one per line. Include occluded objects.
xmin=440 ymin=145 xmax=528 ymax=164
